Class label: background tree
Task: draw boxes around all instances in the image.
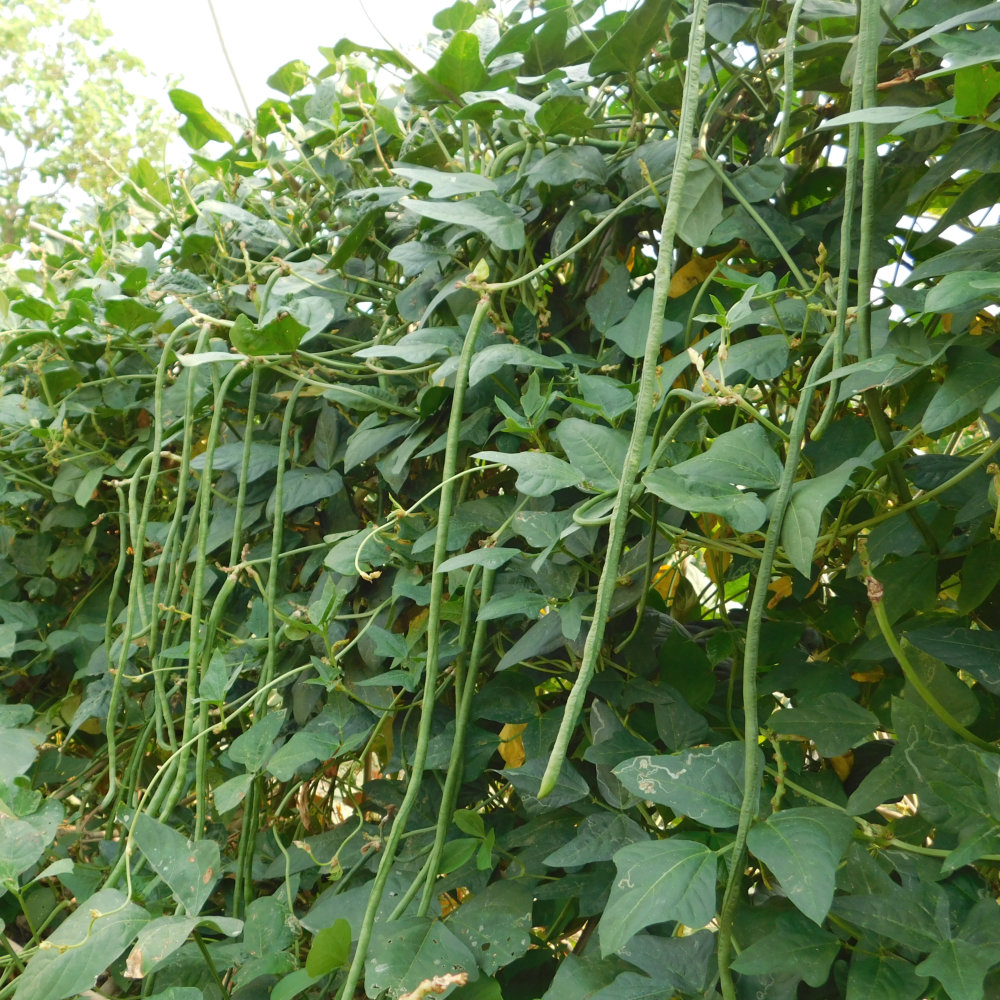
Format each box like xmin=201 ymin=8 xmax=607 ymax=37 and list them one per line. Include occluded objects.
xmin=0 ymin=0 xmax=172 ymax=247
xmin=3 ymin=1 xmax=1000 ymax=999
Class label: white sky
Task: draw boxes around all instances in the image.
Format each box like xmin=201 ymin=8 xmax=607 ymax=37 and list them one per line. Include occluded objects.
xmin=96 ymin=0 xmax=449 ymax=115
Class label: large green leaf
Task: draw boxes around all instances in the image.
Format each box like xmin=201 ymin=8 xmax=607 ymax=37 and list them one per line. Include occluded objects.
xmin=671 ymin=423 xmax=783 ymax=491
xmin=916 ymin=940 xmax=998 ymax=1000
xmin=0 ymin=797 xmax=62 ymax=886
xmin=900 ymin=638 xmax=979 ymax=726
xmin=553 ymin=419 xmax=630 ymax=491
xmin=543 ymin=814 xmax=648 ymax=868
xmin=922 ymin=349 xmax=1000 ymax=434
xmin=746 ymin=807 xmax=855 ymax=924
xmin=846 ymin=952 xmax=928 ymax=1000
xmin=613 ymin=742 xmax=760 ymax=828
xmin=230 ymin=312 xmax=308 ymax=355
xmin=768 ymin=693 xmax=879 ymax=756
xmin=642 ymin=467 xmax=768 ymax=533
xmin=904 ymin=626 xmax=1000 ymax=693
xmin=364 ymin=916 xmax=478 ymax=997
xmin=133 ymin=813 xmax=220 ymax=916
xmin=169 ymin=88 xmax=232 ymax=146
xmin=467 ymin=343 xmax=564 ymax=385
xmin=604 ymin=287 xmax=680 ymax=359
xmin=446 ymin=881 xmax=533 ymax=975
xmin=833 ymin=884 xmax=949 ymax=952
xmin=782 ymin=458 xmax=866 ymax=577
xmin=599 ymin=840 xmax=717 ymax=954
xmin=731 ymin=910 xmax=840 ymax=986
xmin=393 ymin=165 xmax=497 ymax=197
xmin=13 ymin=889 xmax=148 ymax=1000
xmin=474 ymin=450 xmax=584 ymax=497
xmin=425 ymin=30 xmax=490 ymax=96
xmin=400 ymin=194 xmax=525 ymax=250
xmin=589 ymin=0 xmax=671 ymax=74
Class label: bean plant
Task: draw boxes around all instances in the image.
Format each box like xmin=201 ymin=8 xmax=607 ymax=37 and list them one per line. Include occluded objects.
xmin=3 ymin=1 xmax=1000 ymax=998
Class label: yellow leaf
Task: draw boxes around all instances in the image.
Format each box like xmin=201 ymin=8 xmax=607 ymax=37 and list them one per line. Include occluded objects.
xmin=668 ymin=249 xmax=731 ymax=298
xmin=767 ymin=576 xmax=793 ymax=608
xmin=851 ymin=666 xmax=885 ymax=684
xmin=828 ymin=753 xmax=853 ymax=783
xmin=499 ymin=722 xmax=527 ymax=768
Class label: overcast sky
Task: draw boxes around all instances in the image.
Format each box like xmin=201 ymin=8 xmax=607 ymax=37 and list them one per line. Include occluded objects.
xmin=97 ymin=0 xmax=449 ymax=114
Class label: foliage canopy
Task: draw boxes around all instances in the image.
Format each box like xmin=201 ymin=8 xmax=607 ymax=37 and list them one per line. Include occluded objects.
xmin=3 ymin=1 xmax=1000 ymax=999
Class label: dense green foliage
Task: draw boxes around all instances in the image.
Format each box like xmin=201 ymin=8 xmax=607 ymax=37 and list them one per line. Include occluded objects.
xmin=3 ymin=0 xmax=1000 ymax=998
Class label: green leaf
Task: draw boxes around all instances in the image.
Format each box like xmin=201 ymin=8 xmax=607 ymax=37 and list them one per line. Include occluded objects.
xmin=400 ymin=194 xmax=525 ymax=250
xmin=468 ymin=343 xmax=564 ymax=386
xmin=0 ymin=797 xmax=62 ymax=884
xmin=820 ymin=104 xmax=941 ymax=130
xmin=782 ymin=459 xmax=866 ymax=577
xmin=0 ymin=714 xmax=38 ymax=774
xmin=393 ymin=166 xmax=497 ymax=197
xmin=528 ymin=146 xmax=608 ymax=188
xmin=833 ymin=884 xmax=949 ymax=952
xmin=732 ymin=910 xmax=840 ymax=987
xmin=534 ymin=96 xmax=594 ymax=137
xmin=266 ymin=468 xmax=344 ymax=519
xmin=364 ymin=916 xmax=478 ymax=997
xmin=706 ymin=335 xmax=789 ymax=382
xmin=553 ymin=419 xmax=630 ymax=491
xmin=307 ymin=919 xmax=351 ymax=976
xmin=900 ymin=638 xmax=979 ymax=726
xmin=904 ymin=626 xmax=1000 ymax=693
xmin=126 ymin=915 xmax=199 ymax=978
xmin=589 ymin=0 xmax=670 ymax=75
xmin=705 ymin=2 xmax=753 ymax=42
xmin=675 ymin=160 xmax=725 ymax=248
xmin=13 ymin=889 xmax=147 ymax=1000
xmin=922 ymin=349 xmax=1000 ymax=433
xmin=230 ymin=312 xmax=308 ymax=355
xmin=746 ymin=807 xmax=856 ymax=924
xmin=599 ymin=840 xmax=717 ymax=954
xmin=642 ymin=467 xmax=768 ymax=533
xmin=769 ymin=693 xmax=879 ymax=756
xmin=169 ymin=88 xmax=232 ymax=147
xmin=104 ymin=298 xmax=160 ymax=332
xmin=916 ymin=940 xmax=997 ymax=1000
xmin=575 ymin=373 xmax=636 ymax=421
xmin=133 ymin=813 xmax=220 ymax=916
xmin=426 ymin=31 xmax=490 ymax=96
xmin=924 ymin=271 xmax=1000 ymax=313
xmin=229 ymin=712 xmax=285 ymax=772
xmin=613 ymin=742 xmax=761 ymax=828
xmin=267 ymin=59 xmax=310 ymax=96
xmin=674 ymin=423 xmax=783 ymax=491
xmin=446 ymin=881 xmax=533 ymax=975
xmin=271 ymin=967 xmax=318 ymax=1000
xmin=543 ymin=813 xmax=647 ymax=868
xmin=474 ymin=450 xmax=584 ymax=497
xmin=846 ymin=952 xmax=929 ymax=1000
xmin=502 ymin=756 xmax=590 ymax=811
xmin=213 ymin=773 xmax=253 ymax=813
xmin=434 ymin=1 xmax=479 ymax=30
xmin=437 ymin=547 xmax=524 ymax=573
xmin=954 ymin=62 xmax=1000 ymax=117
xmin=604 ymin=287 xmax=679 ymax=359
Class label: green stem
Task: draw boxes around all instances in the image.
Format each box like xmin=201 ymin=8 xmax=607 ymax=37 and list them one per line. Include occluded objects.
xmin=861 ymin=549 xmax=995 ymax=752
xmin=336 ymin=293 xmax=492 ymax=1000
xmin=416 ymin=566 xmax=498 ymax=915
xmin=716 ymin=332 xmax=837 ymax=1000
xmin=538 ymin=0 xmax=711 ymax=801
